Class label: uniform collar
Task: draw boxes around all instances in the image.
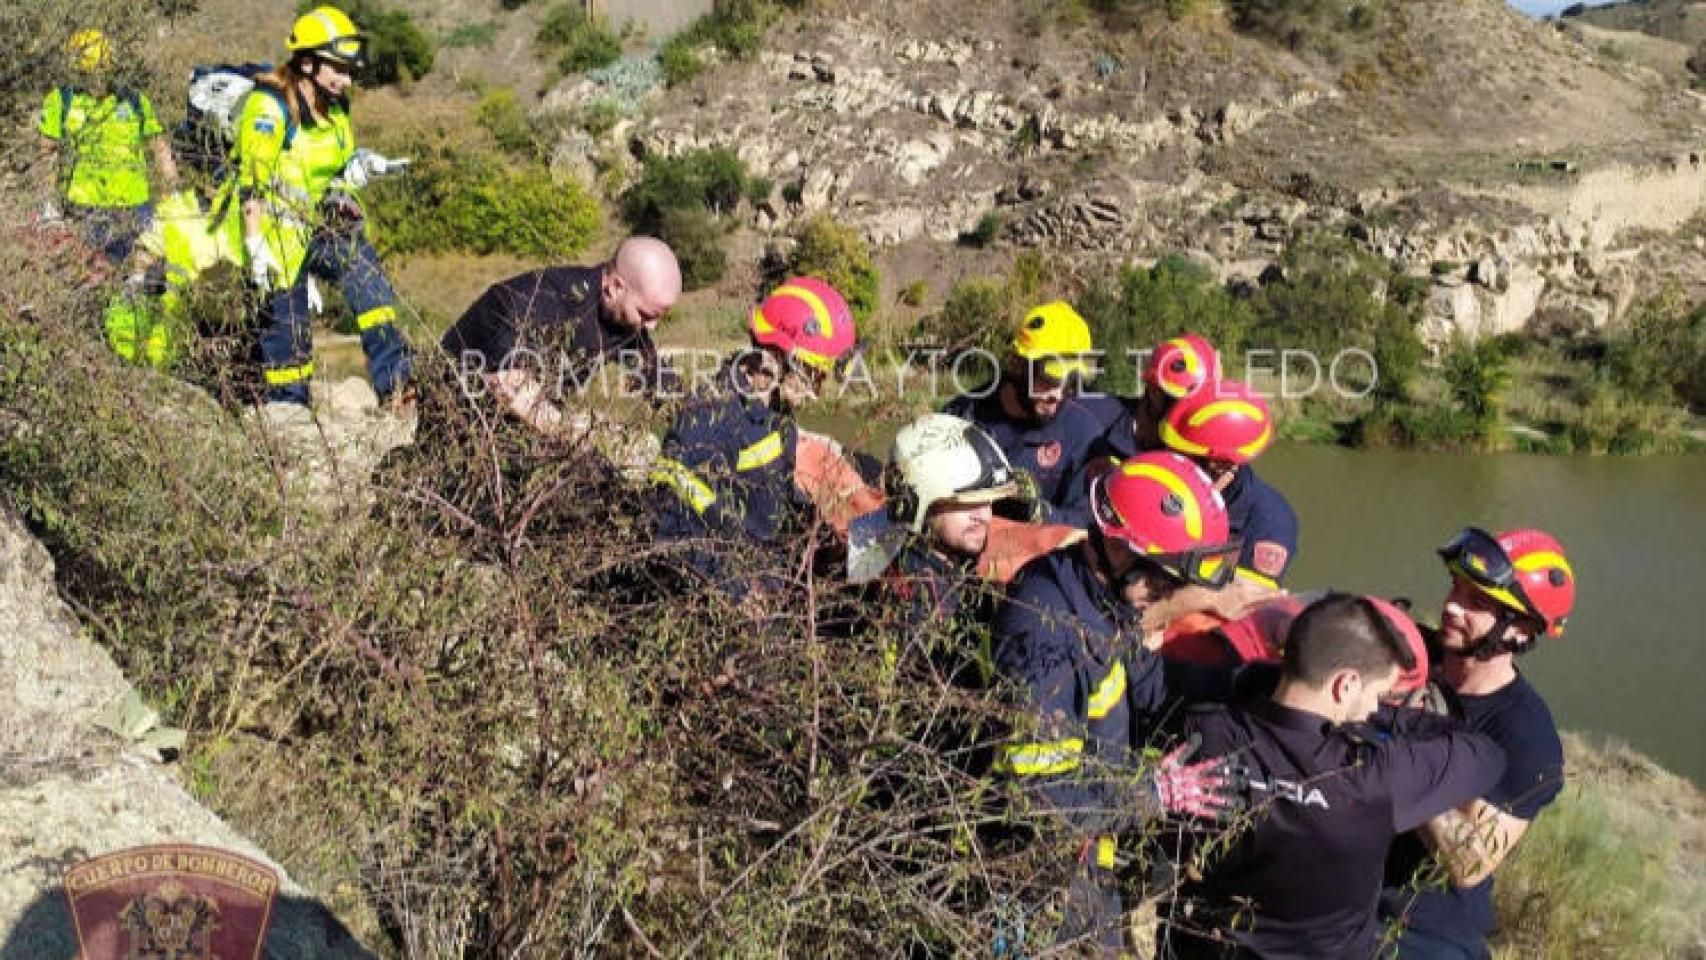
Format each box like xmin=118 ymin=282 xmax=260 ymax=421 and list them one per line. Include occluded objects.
xmin=1252 ymin=697 xmax=1337 ymax=736
xmin=1061 ymin=548 xmax=1142 ymax=631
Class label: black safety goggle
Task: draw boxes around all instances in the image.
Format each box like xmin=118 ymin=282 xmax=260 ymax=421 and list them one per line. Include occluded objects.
xmin=315 ymin=37 xmax=368 ymax=69
xmin=1439 ymin=526 xmax=1536 ymax=615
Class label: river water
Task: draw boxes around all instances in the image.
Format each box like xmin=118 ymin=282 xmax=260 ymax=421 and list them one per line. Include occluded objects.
xmin=810 ymin=410 xmax=1705 ymax=782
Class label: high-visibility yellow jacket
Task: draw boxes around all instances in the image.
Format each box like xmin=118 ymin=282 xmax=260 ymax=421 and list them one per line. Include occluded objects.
xmin=216 ymin=86 xmax=356 ymax=287
xmin=39 ymin=87 xmax=162 ymax=208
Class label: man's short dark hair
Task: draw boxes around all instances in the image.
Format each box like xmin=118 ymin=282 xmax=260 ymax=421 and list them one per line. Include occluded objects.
xmin=1282 ymin=592 xmax=1417 ymax=688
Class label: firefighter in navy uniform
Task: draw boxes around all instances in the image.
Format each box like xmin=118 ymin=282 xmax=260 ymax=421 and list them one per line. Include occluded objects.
xmin=992 ymin=451 xmax=1251 ymax=955
xmin=1379 ymin=528 xmax=1578 ymax=960
xmin=1158 ymin=593 xmax=1507 ymax=960
xmin=652 ymin=278 xmax=878 ymax=598
xmin=1066 ymin=376 xmax=1297 ymax=599
xmin=942 ymin=302 xmax=1107 ymax=526
xmin=1075 ymin=333 xmax=1223 ymax=451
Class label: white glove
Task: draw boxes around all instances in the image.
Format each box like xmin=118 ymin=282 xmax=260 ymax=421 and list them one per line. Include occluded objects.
xmin=245 ymin=234 xmax=281 ymax=290
xmin=342 ymin=149 xmax=411 ymax=189
xmin=305 ymin=276 xmax=324 ymax=314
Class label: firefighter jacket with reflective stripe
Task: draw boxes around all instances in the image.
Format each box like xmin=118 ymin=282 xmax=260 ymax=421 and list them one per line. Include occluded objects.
xmin=653 ymin=364 xmax=802 ymax=582
xmin=990 ymin=549 xmax=1170 ymax=831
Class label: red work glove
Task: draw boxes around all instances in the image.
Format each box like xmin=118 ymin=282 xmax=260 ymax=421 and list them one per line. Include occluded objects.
xmin=1153 ymin=734 xmax=1247 ymax=822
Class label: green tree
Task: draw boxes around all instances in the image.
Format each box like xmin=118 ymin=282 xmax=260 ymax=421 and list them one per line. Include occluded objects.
xmin=1442 ymin=336 xmax=1511 ymax=443
xmin=1080 ymin=257 xmax=1254 ymax=395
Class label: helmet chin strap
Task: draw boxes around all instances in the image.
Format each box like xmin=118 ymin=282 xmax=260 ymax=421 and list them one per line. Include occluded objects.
xmin=1459 ymin=608 xmax=1537 ymax=660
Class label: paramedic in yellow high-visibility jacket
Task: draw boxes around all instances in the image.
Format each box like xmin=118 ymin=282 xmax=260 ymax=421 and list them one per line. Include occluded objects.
xmin=216 ymin=5 xmax=411 ymax=406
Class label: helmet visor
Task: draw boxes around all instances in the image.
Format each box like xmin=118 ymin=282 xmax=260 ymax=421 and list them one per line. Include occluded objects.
xmin=952 ymin=423 xmax=1018 ymax=500
xmin=1146 ymin=540 xmax=1244 ymax=589
xmin=321 ymin=36 xmax=367 ymax=66
xmin=1439 ymin=526 xmax=1537 ymax=619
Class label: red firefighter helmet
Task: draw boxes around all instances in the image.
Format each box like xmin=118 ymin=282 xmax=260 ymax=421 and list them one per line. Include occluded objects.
xmin=1160 ymin=379 xmax=1275 ymax=465
xmin=1364 ymin=596 xmax=1429 ymax=694
xmin=749 ymin=277 xmax=858 ymax=373
xmin=1440 ymin=527 xmax=1576 ymax=638
xmin=1090 ymin=452 xmax=1238 ymax=587
xmin=1143 ymin=334 xmax=1221 ymax=400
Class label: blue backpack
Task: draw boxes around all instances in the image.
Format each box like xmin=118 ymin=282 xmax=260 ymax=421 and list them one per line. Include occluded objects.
xmin=170 ymin=63 xmax=296 ymax=183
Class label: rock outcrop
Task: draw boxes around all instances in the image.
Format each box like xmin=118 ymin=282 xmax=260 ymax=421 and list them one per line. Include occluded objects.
xmin=0 ymin=505 xmax=371 ymax=957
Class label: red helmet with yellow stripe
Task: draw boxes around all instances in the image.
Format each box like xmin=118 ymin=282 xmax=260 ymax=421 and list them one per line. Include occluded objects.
xmin=1090 ymin=452 xmax=1239 ymax=587
xmin=1144 ymin=334 xmax=1221 ymax=400
xmin=749 ymin=277 xmax=857 ymax=374
xmin=1440 ymin=527 xmax=1576 ymax=638
xmin=1160 ymin=379 xmax=1274 ymax=465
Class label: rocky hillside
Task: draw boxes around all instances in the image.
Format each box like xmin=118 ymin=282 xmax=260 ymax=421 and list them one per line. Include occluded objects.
xmin=608 ymin=0 xmax=1706 ymax=343
xmin=1566 ymin=0 xmax=1706 ymax=45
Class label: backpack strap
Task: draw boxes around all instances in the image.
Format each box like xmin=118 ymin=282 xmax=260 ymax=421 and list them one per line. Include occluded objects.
xmin=251 ymin=85 xmax=298 ymax=151
xmin=116 ymin=86 xmax=147 ymax=136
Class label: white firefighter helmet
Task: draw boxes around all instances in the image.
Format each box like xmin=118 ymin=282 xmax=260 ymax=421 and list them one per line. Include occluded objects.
xmin=888 ymin=414 xmax=1019 ymax=533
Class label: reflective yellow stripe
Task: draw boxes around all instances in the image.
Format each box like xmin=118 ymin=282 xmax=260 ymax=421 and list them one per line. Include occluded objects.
xmin=1513 ymin=550 xmax=1573 ymax=582
xmin=1159 ymin=420 xmax=1210 ymax=456
xmin=649 ymin=457 xmax=717 ymax=515
xmin=736 ymin=431 xmax=784 ymax=472
xmin=1119 ymin=461 xmax=1203 ymax=539
xmin=1096 ymin=836 xmax=1117 ymax=870
xmin=356 ymin=305 xmax=396 ymax=331
xmin=1235 ymin=566 xmax=1278 ymax=589
xmin=264 ymin=361 xmax=314 ymax=386
xmin=1188 ymin=399 xmax=1263 ymax=428
xmin=1238 ymin=421 xmax=1274 ymax=458
xmin=996 ymin=738 xmax=1084 ymax=776
xmin=1087 ymin=659 xmax=1126 ymax=720
xmin=773 ymin=282 xmax=835 ymax=341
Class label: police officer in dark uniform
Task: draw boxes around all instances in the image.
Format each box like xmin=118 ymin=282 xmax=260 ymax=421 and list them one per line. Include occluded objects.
xmin=942 ymin=302 xmax=1107 ymax=527
xmin=1159 ymin=593 xmax=1507 ymax=960
xmin=993 ymin=452 xmax=1249 ymax=955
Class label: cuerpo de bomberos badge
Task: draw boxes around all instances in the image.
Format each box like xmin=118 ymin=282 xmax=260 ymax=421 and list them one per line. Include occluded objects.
xmin=62 ymin=844 xmax=279 ymax=959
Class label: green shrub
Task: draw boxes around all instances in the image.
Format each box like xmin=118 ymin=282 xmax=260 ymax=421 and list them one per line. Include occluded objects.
xmin=1441 ymin=335 xmax=1510 ymax=443
xmin=660 ymin=38 xmax=706 ymax=87
xmin=1080 ymin=256 xmax=1254 ymax=395
xmin=620 ymin=148 xmax=753 ymax=290
xmin=1604 ymin=291 xmax=1706 ymax=412
xmin=788 ymin=213 xmax=880 ymax=324
xmin=670 ymin=0 xmax=778 ymax=63
xmin=538 ymin=4 xmax=622 ymax=73
xmin=580 ymin=98 xmax=621 ymax=137
xmin=475 ymin=87 xmax=539 ymax=157
xmin=899 ymin=280 xmax=928 ymax=308
xmin=561 ymin=22 xmax=621 ymax=73
xmin=960 ymin=212 xmax=1004 ymax=248
xmin=299 ymin=0 xmax=435 ymax=86
xmin=659 ymin=206 xmax=730 ymax=289
xmin=1225 ymin=0 xmax=1361 ymax=49
xmin=622 ymin=147 xmax=752 ymax=228
xmin=369 ymin=150 xmax=601 ymax=257
xmin=441 ymin=20 xmax=498 ymax=49
xmin=1491 ymin=736 xmax=1697 ymax=960
xmin=1248 ymin=232 xmax=1424 ymax=401
xmin=932 ymin=277 xmax=1013 ymax=358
